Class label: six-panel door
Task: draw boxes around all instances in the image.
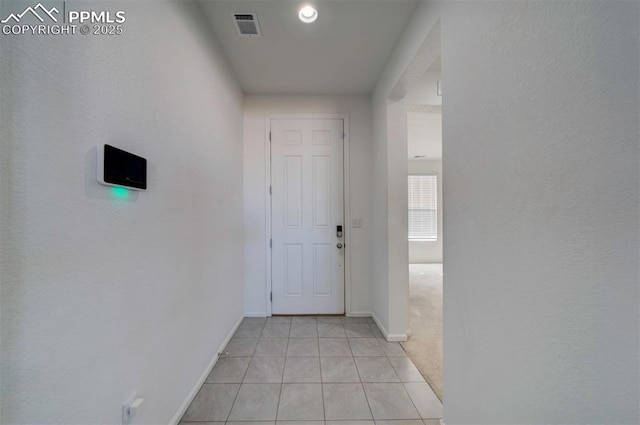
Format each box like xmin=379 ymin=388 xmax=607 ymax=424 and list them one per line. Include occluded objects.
xmin=270 ymin=118 xmax=345 ymax=314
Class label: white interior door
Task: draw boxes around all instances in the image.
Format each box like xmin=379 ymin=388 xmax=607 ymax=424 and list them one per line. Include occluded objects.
xmin=270 ymin=118 xmax=344 ymax=315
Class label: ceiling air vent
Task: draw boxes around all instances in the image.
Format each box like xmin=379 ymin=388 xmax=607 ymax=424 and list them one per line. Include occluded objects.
xmin=232 ymin=13 xmax=262 ymax=37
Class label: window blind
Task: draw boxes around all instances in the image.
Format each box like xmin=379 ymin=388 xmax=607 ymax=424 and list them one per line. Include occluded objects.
xmin=408 ymin=175 xmax=437 ymax=240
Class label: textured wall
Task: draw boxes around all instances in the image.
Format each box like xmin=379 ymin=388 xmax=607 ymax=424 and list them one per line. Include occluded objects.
xmin=404 ymin=72 xmax=442 ymax=106
xmin=442 ymin=1 xmax=640 ymax=423
xmin=243 ymin=95 xmax=374 ymax=316
xmin=371 ymin=96 xmax=391 ymax=332
xmin=0 ymin=1 xmax=244 ymax=423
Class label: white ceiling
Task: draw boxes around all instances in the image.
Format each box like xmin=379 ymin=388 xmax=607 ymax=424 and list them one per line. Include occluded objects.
xmin=197 ymin=0 xmax=419 ymax=94
xmin=407 ymin=111 xmax=442 ymax=160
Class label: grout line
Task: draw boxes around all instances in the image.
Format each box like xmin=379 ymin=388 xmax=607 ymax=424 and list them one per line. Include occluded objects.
xmin=352 ymin=343 xmax=377 ymax=421
xmin=359 ymin=381 xmax=376 ymax=422
xmin=283 ymin=333 xmax=291 ymax=358
xmin=223 ymin=383 xmax=242 ymax=422
xmin=319 ymin=335 xmax=326 ymax=422
xmin=282 ymin=355 xmax=289 ymax=384
xmin=275 ymin=341 xmax=286 ymax=422
xmin=225 ymin=326 xmax=252 ymax=422
xmin=274 ymin=381 xmax=284 ymax=422
xmin=401 ymin=382 xmax=425 ymax=421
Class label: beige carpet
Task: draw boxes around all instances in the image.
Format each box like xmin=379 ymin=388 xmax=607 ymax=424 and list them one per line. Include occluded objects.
xmin=401 ymin=263 xmax=443 ymax=401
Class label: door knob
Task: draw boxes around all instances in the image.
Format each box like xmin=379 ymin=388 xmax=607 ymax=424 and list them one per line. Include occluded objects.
xmin=337 ymin=243 xmax=343 ymax=249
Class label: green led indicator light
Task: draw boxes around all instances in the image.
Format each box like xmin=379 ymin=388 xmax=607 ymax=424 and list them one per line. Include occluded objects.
xmin=111 ymin=187 xmax=129 ymax=199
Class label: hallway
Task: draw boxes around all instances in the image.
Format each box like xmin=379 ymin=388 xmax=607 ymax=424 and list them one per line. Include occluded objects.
xmin=181 ymin=316 xmax=442 ymax=423
xmin=2 ymin=1 xmax=638 ymax=423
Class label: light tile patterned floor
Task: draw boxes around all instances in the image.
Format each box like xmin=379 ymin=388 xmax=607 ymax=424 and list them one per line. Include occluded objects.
xmin=181 ymin=316 xmax=442 ymax=424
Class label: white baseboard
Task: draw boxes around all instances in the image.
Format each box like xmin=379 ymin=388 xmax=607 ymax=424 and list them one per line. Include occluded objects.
xmin=347 ymin=311 xmax=372 ymax=318
xmin=369 ymin=312 xmax=407 ymax=342
xmin=370 ymin=312 xmax=388 ymax=339
xmin=169 ymin=314 xmax=244 ymax=425
xmin=244 ymin=312 xmax=268 ymax=317
xmin=387 ymin=333 xmax=408 ymax=342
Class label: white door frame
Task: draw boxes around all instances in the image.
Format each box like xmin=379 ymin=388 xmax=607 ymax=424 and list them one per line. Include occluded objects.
xmin=265 ymin=114 xmax=351 ymax=317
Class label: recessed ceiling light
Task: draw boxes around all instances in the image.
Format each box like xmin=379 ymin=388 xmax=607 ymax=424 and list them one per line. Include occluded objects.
xmin=299 ymin=6 xmax=318 ymax=23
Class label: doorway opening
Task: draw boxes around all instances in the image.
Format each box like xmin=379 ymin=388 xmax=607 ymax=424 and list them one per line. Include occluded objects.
xmin=401 ymin=58 xmax=443 ymax=401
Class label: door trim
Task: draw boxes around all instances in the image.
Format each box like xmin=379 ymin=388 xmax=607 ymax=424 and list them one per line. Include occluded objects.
xmin=265 ymin=114 xmax=351 ymax=316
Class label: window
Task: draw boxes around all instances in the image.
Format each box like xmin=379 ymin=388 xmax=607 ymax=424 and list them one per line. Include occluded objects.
xmin=408 ymin=175 xmax=437 ymax=241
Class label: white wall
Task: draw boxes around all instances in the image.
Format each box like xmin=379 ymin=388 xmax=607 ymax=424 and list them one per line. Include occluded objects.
xmin=408 ymin=159 xmax=442 ymax=264
xmin=372 ymin=1 xmax=443 ymax=340
xmin=0 ymin=2 xmax=244 ymax=424
xmin=375 ymin=0 xmax=639 ymax=422
xmin=407 ymin=110 xmax=442 ymax=159
xmin=371 ymin=98 xmax=390 ymax=333
xmin=442 ymin=1 xmax=639 ymax=423
xmin=404 ymin=72 xmax=442 ymax=106
xmin=243 ymin=95 xmax=373 ymax=317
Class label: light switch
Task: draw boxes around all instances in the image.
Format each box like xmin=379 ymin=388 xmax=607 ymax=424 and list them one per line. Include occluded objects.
xmin=352 ymin=218 xmax=363 ymax=228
